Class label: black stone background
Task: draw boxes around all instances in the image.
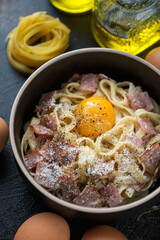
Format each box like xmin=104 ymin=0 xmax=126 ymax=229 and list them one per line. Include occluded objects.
xmin=0 ymin=0 xmax=160 ymax=239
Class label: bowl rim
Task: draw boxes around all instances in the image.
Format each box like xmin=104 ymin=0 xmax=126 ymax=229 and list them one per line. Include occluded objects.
xmin=10 ymin=47 xmax=160 ymax=214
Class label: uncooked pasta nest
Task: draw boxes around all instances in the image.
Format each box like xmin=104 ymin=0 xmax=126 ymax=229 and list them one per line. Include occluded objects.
xmin=6 ymin=12 xmax=70 ymax=74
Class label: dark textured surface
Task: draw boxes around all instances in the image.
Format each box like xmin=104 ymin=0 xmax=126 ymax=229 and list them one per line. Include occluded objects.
xmin=0 ymin=0 xmax=160 ymax=239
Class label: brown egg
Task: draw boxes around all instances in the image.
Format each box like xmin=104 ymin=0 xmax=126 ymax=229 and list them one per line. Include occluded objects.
xmin=0 ymin=117 xmax=9 ymax=152
xmin=145 ymin=47 xmax=160 ymax=70
xmin=14 ymin=212 xmax=70 ymax=240
xmin=81 ymin=225 xmax=128 ymax=240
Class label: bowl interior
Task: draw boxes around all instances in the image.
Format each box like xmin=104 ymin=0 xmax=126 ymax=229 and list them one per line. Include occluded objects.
xmin=10 ymin=48 xmax=160 ymax=220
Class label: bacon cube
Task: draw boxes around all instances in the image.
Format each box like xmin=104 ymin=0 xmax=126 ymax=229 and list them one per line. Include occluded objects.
xmin=58 ymin=173 xmax=80 ymax=200
xmin=30 ymin=124 xmax=54 ymax=137
xmin=35 ymin=91 xmax=56 ymax=112
xmin=80 ymin=73 xmax=99 ymax=93
xmin=40 ymin=139 xmax=79 ymax=166
xmin=73 ymin=185 xmax=104 ymax=208
xmin=139 ymin=143 xmax=160 ymax=168
xmin=100 ymin=183 xmax=122 ymax=207
xmin=24 ymin=148 xmax=43 ymax=170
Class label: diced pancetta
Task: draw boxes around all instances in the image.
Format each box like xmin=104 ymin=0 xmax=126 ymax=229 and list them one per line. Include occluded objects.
xmin=24 ymin=148 xmax=43 ymax=170
xmin=100 ymin=183 xmax=122 ymax=207
xmin=124 ymin=132 xmax=143 ymax=147
xmin=35 ymin=161 xmax=62 ymax=189
xmin=126 ymin=89 xmax=154 ymax=111
xmin=130 ymin=183 xmax=143 ymax=192
xmin=30 ymin=124 xmax=54 ymax=137
xmin=73 ymin=185 xmax=104 ymax=208
xmin=58 ymin=173 xmax=80 ymax=200
xmin=56 ymin=140 xmax=79 ymax=166
xmin=80 ymin=73 xmax=99 ymax=93
xmin=43 ymin=115 xmax=57 ymax=130
xmin=35 ymin=91 xmax=56 ymax=112
xmin=137 ymin=117 xmax=158 ymax=135
xmin=139 ymin=143 xmax=160 ymax=168
xmin=126 ymin=90 xmax=146 ymax=110
xmin=40 ymin=139 xmax=79 ymax=166
xmin=36 ymin=135 xmax=48 ymax=149
xmin=40 ymin=140 xmax=61 ymax=163
xmin=140 ymin=92 xmax=154 ymax=111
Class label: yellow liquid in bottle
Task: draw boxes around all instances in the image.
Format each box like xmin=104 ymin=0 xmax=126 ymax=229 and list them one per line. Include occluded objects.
xmin=92 ymin=0 xmax=160 ymax=55
xmin=50 ymin=0 xmax=92 ymax=14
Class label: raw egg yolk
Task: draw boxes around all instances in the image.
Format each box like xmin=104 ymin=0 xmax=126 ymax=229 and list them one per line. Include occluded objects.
xmin=75 ymin=96 xmax=115 ymax=137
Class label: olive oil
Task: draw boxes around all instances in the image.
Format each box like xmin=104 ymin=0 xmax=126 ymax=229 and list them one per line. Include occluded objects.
xmin=50 ymin=0 xmax=92 ymax=14
xmin=92 ymin=0 xmax=160 ymax=55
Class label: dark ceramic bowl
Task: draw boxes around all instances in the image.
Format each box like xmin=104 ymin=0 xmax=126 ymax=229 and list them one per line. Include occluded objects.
xmin=10 ymin=48 xmax=160 ymax=222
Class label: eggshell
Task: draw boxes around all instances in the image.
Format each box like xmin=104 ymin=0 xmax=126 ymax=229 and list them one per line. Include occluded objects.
xmin=14 ymin=212 xmax=70 ymax=240
xmin=145 ymin=47 xmax=160 ymax=70
xmin=0 ymin=117 xmax=9 ymax=152
xmin=81 ymin=225 xmax=128 ymax=240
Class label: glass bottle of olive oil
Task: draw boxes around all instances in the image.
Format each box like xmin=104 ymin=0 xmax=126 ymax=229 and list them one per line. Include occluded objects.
xmin=92 ymin=0 xmax=160 ymax=55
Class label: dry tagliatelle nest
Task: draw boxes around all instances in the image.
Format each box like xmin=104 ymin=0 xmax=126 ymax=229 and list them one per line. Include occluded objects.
xmin=6 ymin=12 xmax=70 ymax=74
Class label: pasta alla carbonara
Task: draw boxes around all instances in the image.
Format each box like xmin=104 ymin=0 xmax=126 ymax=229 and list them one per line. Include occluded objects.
xmin=6 ymin=12 xmax=70 ymax=74
xmin=21 ymin=73 xmax=160 ymax=208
